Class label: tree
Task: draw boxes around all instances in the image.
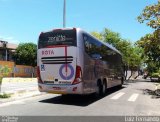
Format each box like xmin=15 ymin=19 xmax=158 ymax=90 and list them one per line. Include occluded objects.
xmin=13 ymin=43 xmax=37 ymax=66
xmin=90 ymin=31 xmax=103 ymax=40
xmin=137 ymin=1 xmax=160 ymax=75
xmin=127 ymin=46 xmax=144 ymax=79
xmin=136 ymin=30 xmax=160 ymax=74
xmin=137 ymin=1 xmax=160 ymax=29
xmin=102 ymin=28 xmax=121 ymax=47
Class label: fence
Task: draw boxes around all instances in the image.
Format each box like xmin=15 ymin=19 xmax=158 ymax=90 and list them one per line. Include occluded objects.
xmin=0 ymin=61 xmax=37 ymax=77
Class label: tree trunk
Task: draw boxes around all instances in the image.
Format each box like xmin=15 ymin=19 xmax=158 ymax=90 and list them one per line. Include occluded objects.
xmin=134 ymin=69 xmax=140 ymax=79
xmin=124 ymin=65 xmax=128 ymax=80
xmin=128 ymin=69 xmax=133 ymax=80
xmin=124 ymin=70 xmax=127 ymax=80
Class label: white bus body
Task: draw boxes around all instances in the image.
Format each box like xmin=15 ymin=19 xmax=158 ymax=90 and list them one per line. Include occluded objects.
xmin=37 ymin=28 xmax=124 ymax=95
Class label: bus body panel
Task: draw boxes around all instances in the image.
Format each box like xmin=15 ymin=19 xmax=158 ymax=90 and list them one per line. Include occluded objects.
xmin=38 ymin=46 xmax=77 ymax=84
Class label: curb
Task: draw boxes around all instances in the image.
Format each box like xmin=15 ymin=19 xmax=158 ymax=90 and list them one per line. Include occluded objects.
xmin=0 ymin=88 xmax=42 ymax=104
xmin=3 ymin=87 xmax=39 ymax=95
xmin=2 ymin=78 xmax=38 ymax=83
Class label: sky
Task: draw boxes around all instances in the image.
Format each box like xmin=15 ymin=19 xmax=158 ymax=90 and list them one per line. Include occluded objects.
xmin=0 ymin=0 xmax=158 ymax=44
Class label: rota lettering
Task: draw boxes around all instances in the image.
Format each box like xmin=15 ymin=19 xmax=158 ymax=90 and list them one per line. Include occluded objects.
xmin=42 ymin=50 xmax=54 ymax=55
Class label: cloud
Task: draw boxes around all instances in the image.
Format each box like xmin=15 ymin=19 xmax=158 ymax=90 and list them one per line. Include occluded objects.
xmin=0 ymin=36 xmax=19 ymax=44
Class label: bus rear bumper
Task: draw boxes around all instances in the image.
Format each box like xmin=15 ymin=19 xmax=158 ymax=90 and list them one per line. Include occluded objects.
xmin=38 ymin=82 xmax=83 ymax=95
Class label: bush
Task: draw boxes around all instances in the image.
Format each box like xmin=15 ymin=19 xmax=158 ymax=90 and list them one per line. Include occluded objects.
xmin=150 ymin=72 xmax=160 ymax=82
xmin=0 ymin=66 xmax=11 ymax=83
xmin=0 ymin=66 xmax=11 ymax=93
xmin=0 ymin=93 xmax=11 ymax=98
xmin=151 ymin=73 xmax=160 ymax=78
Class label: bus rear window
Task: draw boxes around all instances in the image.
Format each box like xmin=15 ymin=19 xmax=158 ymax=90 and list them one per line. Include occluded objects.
xmin=38 ymin=29 xmax=76 ymax=49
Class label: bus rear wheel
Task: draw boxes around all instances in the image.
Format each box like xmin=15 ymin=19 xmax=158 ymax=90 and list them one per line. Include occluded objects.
xmin=119 ymin=77 xmax=124 ymax=88
xmin=102 ymin=81 xmax=107 ymax=95
xmin=95 ymin=80 xmax=103 ymax=97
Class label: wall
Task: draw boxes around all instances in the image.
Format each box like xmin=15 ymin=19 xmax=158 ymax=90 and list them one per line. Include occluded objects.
xmin=0 ymin=61 xmax=37 ymax=77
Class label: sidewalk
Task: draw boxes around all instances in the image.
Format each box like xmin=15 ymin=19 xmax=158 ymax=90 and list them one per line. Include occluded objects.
xmin=0 ymin=78 xmax=41 ymax=104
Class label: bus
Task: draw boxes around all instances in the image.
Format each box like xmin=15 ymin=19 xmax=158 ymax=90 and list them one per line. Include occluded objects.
xmin=37 ymin=28 xmax=124 ymax=96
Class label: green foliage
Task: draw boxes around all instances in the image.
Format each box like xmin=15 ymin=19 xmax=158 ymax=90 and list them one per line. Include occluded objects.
xmin=137 ymin=1 xmax=160 ymax=75
xmin=151 ymin=72 xmax=160 ymax=78
xmin=102 ymin=28 xmax=121 ymax=47
xmin=136 ymin=30 xmax=160 ymax=74
xmin=90 ymin=31 xmax=103 ymax=40
xmin=0 ymin=66 xmax=11 ymax=84
xmin=126 ymin=46 xmax=143 ymax=70
xmin=0 ymin=93 xmax=11 ymax=98
xmin=13 ymin=43 xmax=37 ymax=66
xmin=137 ymin=1 xmax=160 ymax=29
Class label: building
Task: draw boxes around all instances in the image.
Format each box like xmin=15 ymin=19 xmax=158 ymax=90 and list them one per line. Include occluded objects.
xmin=0 ymin=40 xmax=18 ymax=61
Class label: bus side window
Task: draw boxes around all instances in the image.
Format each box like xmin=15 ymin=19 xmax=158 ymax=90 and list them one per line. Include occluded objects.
xmin=83 ymin=34 xmax=92 ymax=55
xmin=83 ymin=34 xmax=101 ymax=58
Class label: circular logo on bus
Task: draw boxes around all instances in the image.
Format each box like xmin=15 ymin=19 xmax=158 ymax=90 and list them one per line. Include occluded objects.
xmin=59 ymin=64 xmax=74 ymax=80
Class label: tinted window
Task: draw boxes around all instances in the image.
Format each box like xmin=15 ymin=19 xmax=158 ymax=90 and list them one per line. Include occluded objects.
xmin=38 ymin=29 xmax=76 ymax=49
xmin=83 ymin=34 xmax=101 ymax=56
xmin=83 ymin=33 xmax=122 ymax=65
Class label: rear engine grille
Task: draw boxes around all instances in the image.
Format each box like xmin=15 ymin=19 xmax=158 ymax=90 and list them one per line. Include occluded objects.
xmin=41 ymin=56 xmax=73 ymax=64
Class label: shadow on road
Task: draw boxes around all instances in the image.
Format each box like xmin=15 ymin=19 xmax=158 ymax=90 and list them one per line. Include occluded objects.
xmin=39 ymin=86 xmax=125 ymax=107
xmin=141 ymin=89 xmax=160 ymax=99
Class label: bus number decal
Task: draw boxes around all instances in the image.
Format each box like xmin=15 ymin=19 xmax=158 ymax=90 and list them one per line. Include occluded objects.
xmin=48 ymin=35 xmax=66 ymax=42
xmin=59 ymin=64 xmax=74 ymax=80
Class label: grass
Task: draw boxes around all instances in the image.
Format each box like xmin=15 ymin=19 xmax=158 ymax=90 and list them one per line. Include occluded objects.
xmin=0 ymin=93 xmax=11 ymax=98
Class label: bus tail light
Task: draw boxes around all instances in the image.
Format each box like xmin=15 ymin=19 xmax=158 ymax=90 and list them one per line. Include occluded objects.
xmin=37 ymin=66 xmax=43 ymax=83
xmin=72 ymin=66 xmax=82 ymax=85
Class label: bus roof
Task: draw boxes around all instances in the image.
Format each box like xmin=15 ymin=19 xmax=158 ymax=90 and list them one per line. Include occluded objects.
xmin=40 ymin=27 xmax=122 ymax=55
xmin=77 ymin=28 xmax=122 ymax=55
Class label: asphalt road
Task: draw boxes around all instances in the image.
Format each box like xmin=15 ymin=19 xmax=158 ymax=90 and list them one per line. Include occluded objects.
xmin=0 ymin=80 xmax=160 ymax=116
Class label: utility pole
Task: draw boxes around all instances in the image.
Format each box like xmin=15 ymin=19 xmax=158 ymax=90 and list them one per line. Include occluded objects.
xmin=63 ymin=0 xmax=66 ymax=28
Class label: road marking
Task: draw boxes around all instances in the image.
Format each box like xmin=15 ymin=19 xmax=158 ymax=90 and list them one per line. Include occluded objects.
xmin=128 ymin=93 xmax=139 ymax=102
xmin=110 ymin=92 xmax=125 ymax=100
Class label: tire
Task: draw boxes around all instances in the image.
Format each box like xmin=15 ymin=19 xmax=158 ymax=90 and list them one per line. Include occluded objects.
xmin=95 ymin=80 xmax=103 ymax=97
xmin=121 ymin=77 xmax=124 ymax=84
xmin=102 ymin=81 xmax=107 ymax=95
xmin=119 ymin=77 xmax=124 ymax=88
